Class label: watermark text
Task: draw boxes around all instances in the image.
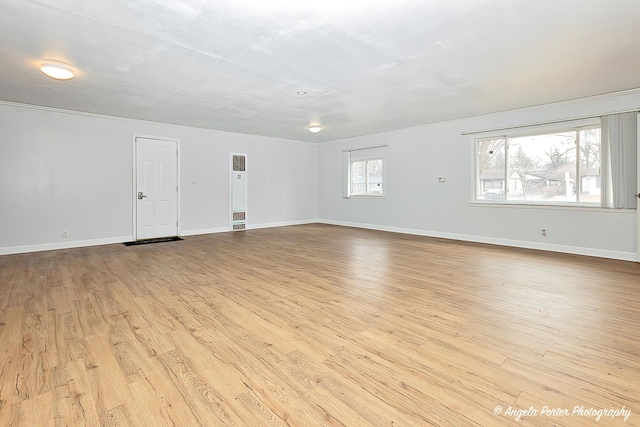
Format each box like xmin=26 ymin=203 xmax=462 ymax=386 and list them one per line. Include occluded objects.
xmin=493 ymin=405 xmax=631 ymax=422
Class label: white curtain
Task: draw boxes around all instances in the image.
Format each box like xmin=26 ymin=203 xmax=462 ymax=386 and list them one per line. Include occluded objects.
xmin=601 ymin=112 xmax=637 ymax=209
xmin=342 ymin=150 xmax=351 ymax=198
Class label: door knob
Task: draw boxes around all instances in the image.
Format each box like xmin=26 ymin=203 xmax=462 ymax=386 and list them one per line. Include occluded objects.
xmin=138 ymin=192 xmax=147 ymax=200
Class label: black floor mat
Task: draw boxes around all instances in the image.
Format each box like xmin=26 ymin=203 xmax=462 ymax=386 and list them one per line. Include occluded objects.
xmin=123 ymin=236 xmax=183 ymax=246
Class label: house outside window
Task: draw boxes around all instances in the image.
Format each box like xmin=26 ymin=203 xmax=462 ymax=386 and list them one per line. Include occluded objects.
xmin=475 ymin=125 xmax=601 ymax=205
xmin=350 ymin=158 xmax=384 ymax=196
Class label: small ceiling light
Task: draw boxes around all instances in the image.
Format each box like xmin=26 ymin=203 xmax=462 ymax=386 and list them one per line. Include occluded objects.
xmin=296 ymin=90 xmax=308 ymax=96
xmin=308 ymin=125 xmax=322 ymax=134
xmin=40 ymin=63 xmax=75 ymax=80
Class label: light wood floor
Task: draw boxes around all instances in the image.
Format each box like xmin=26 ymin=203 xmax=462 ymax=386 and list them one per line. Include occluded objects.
xmin=0 ymin=224 xmax=639 ymax=426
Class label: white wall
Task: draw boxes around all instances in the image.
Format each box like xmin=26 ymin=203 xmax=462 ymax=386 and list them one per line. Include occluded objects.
xmin=0 ymin=102 xmax=318 ymax=254
xmin=2 ymin=91 xmax=637 ymax=259
xmin=318 ymin=91 xmax=640 ymax=261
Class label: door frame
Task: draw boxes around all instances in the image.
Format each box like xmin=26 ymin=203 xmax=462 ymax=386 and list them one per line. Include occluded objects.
xmin=637 ymin=113 xmax=640 ymax=262
xmin=132 ymin=134 xmax=181 ymax=241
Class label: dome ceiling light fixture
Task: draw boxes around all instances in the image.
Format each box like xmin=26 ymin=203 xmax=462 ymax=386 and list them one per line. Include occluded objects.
xmin=40 ymin=62 xmax=75 ymax=80
xmin=308 ymin=125 xmax=322 ymax=134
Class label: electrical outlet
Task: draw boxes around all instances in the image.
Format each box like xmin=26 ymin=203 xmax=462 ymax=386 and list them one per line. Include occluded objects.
xmin=438 ymin=177 xmax=446 ymax=183
xmin=358 ymin=215 xmax=363 ymax=221
xmin=541 ymin=229 xmax=547 ymax=237
xmin=62 ymin=230 xmax=69 ymax=238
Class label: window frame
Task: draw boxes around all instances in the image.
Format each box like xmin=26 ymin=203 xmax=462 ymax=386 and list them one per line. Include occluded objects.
xmin=473 ymin=122 xmax=602 ymax=208
xmin=349 ymin=156 xmax=385 ymax=197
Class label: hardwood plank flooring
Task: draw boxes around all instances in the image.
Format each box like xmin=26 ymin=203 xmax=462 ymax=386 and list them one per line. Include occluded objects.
xmin=0 ymin=224 xmax=639 ymax=426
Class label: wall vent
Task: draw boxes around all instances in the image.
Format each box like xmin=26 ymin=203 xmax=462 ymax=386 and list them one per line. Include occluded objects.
xmin=233 ymin=155 xmax=246 ymax=172
xmin=231 ymin=154 xmax=247 ymax=231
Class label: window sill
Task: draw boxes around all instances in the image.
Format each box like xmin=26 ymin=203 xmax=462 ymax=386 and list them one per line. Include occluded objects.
xmin=469 ymin=201 xmax=636 ymax=213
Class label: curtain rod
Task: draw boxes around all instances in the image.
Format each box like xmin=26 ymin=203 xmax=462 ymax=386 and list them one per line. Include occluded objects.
xmin=342 ymin=144 xmax=388 ymax=153
xmin=461 ymin=109 xmax=639 ymax=136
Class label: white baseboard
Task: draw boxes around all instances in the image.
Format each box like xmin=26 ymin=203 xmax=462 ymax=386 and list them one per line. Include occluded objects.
xmin=180 ymin=226 xmax=229 ymax=237
xmin=0 ymin=236 xmax=132 ymax=256
xmin=180 ymin=219 xmax=318 ymax=236
xmin=247 ymin=219 xmax=319 ymax=230
xmin=2 ymin=220 xmax=635 ymax=262
xmin=0 ymin=220 xmax=319 ymax=256
xmin=319 ymin=219 xmax=637 ymax=262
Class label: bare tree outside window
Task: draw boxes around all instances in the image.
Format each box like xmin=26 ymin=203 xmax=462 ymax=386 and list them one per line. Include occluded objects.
xmin=351 ymin=158 xmax=384 ymax=196
xmin=477 ymin=139 xmax=506 ymax=200
xmin=476 ymin=126 xmax=601 ymax=205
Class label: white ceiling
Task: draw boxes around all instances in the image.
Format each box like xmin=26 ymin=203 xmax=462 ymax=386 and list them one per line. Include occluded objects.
xmin=1 ymin=0 xmax=639 ymax=142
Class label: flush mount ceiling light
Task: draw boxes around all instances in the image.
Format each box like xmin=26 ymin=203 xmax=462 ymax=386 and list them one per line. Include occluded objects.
xmin=296 ymin=90 xmax=308 ymax=96
xmin=40 ymin=63 xmax=75 ymax=80
xmin=308 ymin=125 xmax=322 ymax=133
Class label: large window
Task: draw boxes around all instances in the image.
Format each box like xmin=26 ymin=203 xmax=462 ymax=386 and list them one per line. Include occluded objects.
xmin=351 ymin=158 xmax=384 ymax=196
xmin=476 ymin=125 xmax=602 ymax=205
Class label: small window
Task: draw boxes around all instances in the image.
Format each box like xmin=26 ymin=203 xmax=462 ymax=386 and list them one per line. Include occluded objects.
xmin=351 ymin=158 xmax=384 ymax=196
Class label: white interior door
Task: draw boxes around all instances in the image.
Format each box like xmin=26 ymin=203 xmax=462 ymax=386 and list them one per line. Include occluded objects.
xmin=136 ymin=137 xmax=178 ymax=239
